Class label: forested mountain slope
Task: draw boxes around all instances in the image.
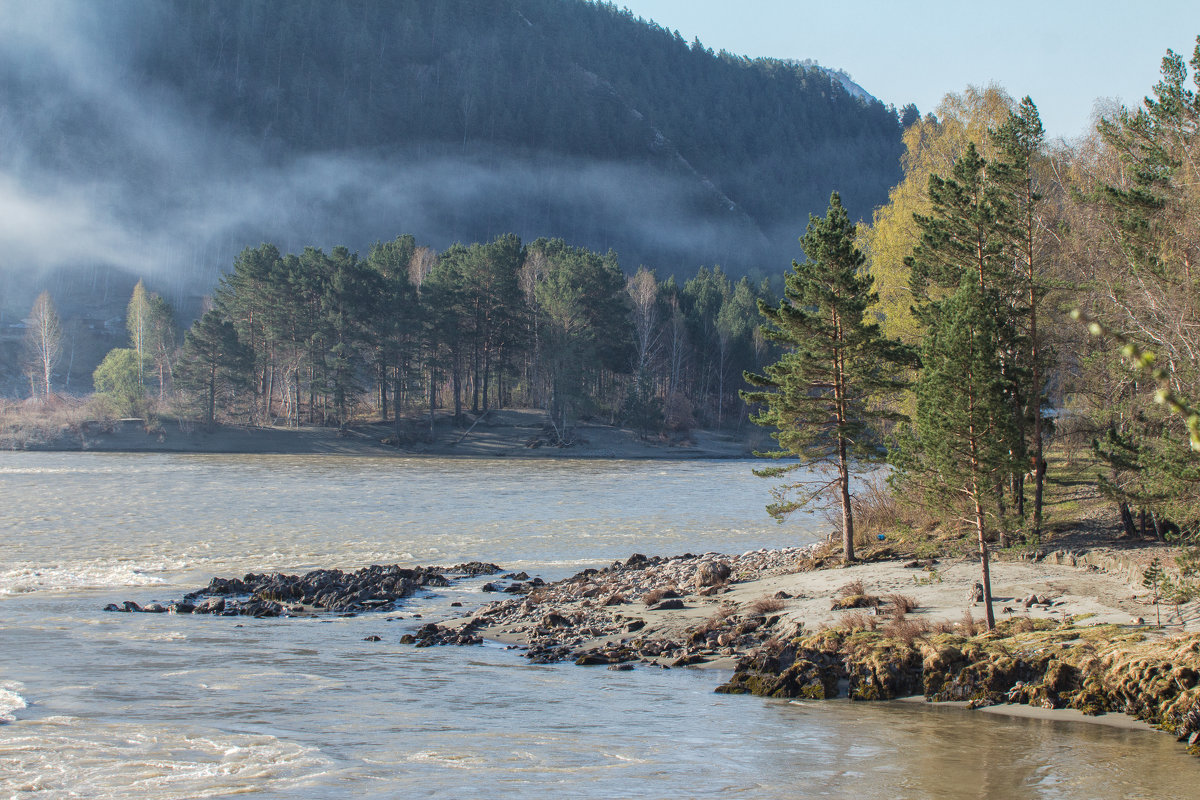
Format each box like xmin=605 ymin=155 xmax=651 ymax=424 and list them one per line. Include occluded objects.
xmin=0 ymin=0 xmax=903 ymax=301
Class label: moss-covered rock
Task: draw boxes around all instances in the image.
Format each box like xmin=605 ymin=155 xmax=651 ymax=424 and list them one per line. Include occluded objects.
xmin=717 ymin=626 xmax=1200 ymax=758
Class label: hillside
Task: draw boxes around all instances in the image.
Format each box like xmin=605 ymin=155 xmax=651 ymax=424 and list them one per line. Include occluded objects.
xmin=0 ymin=0 xmax=903 ymax=304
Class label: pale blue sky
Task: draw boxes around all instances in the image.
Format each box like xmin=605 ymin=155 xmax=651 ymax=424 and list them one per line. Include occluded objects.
xmin=615 ymin=1 xmax=1200 ymax=140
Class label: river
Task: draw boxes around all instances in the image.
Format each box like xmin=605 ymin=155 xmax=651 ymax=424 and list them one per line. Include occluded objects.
xmin=0 ymin=453 xmax=1193 ymax=798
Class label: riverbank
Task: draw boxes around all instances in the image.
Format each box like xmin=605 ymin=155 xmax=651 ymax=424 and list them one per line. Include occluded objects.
xmin=421 ymin=545 xmax=1200 ymax=754
xmin=16 ymin=408 xmax=760 ymax=459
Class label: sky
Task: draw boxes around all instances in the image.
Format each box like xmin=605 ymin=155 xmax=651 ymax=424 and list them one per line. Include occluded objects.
xmin=616 ymin=0 xmax=1200 ymax=141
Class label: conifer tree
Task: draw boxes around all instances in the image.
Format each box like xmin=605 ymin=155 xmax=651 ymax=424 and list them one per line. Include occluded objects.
xmin=892 ymin=280 xmax=1017 ymax=629
xmin=992 ymin=97 xmax=1051 ymax=539
xmin=744 ymin=193 xmax=910 ymax=561
xmin=176 ymin=310 xmax=253 ymax=428
xmin=906 ymin=141 xmax=1026 ymax=544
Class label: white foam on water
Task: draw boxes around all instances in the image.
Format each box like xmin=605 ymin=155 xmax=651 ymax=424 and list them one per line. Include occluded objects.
xmin=0 ymin=716 xmax=331 ymax=799
xmin=406 ymin=750 xmax=486 ymax=768
xmin=0 ymin=561 xmax=174 ymax=595
xmin=0 ymin=681 xmax=27 ymax=722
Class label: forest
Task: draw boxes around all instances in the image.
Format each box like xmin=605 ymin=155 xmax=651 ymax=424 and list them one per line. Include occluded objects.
xmin=5 ymin=8 xmax=1200 ymax=585
xmin=0 ymin=0 xmax=904 ymax=305
xmin=732 ymin=40 xmax=1200 ymax=623
xmin=24 ymin=235 xmax=770 ymax=445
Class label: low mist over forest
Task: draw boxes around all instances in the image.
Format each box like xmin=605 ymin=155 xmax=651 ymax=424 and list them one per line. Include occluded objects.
xmin=0 ymin=0 xmax=903 ymax=327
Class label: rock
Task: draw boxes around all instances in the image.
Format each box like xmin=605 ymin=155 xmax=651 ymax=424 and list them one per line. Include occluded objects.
xmin=444 ymin=562 xmax=503 ymax=576
xmin=625 ymin=553 xmax=649 ymax=567
xmin=650 ymin=598 xmax=685 ymax=611
xmin=694 ymin=560 xmax=731 ymax=589
xmin=363 ymin=635 xmax=382 ymax=641
xmin=167 ymin=602 xmax=195 ymax=614
xmin=968 ymin=582 xmax=984 ymax=603
xmin=773 ymin=591 xmax=793 ymax=599
xmin=831 ymin=595 xmax=877 ymax=610
xmin=623 ymin=619 xmax=646 ymax=633
xmin=608 ymin=663 xmax=635 ymax=671
xmin=506 ymin=571 xmax=530 ymax=580
xmin=399 ymin=634 xmax=416 ymax=644
xmin=142 ymin=603 xmax=167 ymax=613
xmin=541 ymin=612 xmax=573 ymax=628
xmin=122 ymin=601 xmax=143 ymax=613
xmin=102 ymin=603 xmax=123 ymax=612
xmin=450 ymin=602 xmax=462 ymax=607
xmin=193 ymin=597 xmax=226 ymax=614
xmin=672 ymin=653 xmax=708 ymax=667
xmin=481 ymin=582 xmax=501 ymax=592
xmin=575 ymin=652 xmax=616 ymax=666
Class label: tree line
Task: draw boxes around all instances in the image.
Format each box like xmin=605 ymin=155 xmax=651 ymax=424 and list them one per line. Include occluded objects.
xmin=53 ymin=236 xmax=772 ymax=440
xmin=747 ymin=39 xmax=1200 ymax=629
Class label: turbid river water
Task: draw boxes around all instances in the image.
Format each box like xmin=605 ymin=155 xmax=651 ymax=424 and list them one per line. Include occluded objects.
xmin=0 ymin=453 xmax=1195 ymax=799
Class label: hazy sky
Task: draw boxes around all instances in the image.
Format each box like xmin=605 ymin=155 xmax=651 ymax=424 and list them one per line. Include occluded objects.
xmin=616 ymin=1 xmax=1199 ymax=140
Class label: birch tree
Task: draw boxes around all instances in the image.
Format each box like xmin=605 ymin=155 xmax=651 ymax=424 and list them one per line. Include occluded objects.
xmin=24 ymin=291 xmax=63 ymax=400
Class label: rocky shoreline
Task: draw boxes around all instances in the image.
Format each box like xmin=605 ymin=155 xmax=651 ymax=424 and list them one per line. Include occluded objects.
xmin=104 ymin=546 xmax=1200 ymax=756
xmin=103 ymin=561 xmax=504 ymax=617
xmin=420 ymin=546 xmax=1200 ymax=756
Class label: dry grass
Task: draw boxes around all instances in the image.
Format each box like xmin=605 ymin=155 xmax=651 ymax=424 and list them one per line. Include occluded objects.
xmin=958 ymin=610 xmax=980 ymax=636
xmin=641 ymin=588 xmax=667 ymax=606
xmin=836 ymin=579 xmax=867 ymax=599
xmin=887 ymin=594 xmax=919 ymax=615
xmin=693 ymin=605 xmax=739 ymax=636
xmin=880 ymin=615 xmax=932 ymax=643
xmin=747 ymin=596 xmax=786 ymax=616
xmin=0 ymin=396 xmax=97 ymax=449
xmin=850 ymin=473 xmax=904 ymax=543
xmin=841 ymin=610 xmax=879 ymax=631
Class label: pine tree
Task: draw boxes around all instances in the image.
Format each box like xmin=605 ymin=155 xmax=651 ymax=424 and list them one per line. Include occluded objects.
xmin=892 ymin=280 xmax=1018 ymax=630
xmin=906 ymin=141 xmax=1026 ymax=545
xmin=176 ymin=310 xmax=253 ymax=428
xmin=744 ymin=193 xmax=910 ymax=561
xmin=991 ymin=96 xmax=1050 ymax=540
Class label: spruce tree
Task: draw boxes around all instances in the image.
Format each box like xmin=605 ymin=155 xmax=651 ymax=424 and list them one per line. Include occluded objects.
xmin=744 ymin=193 xmax=910 ymax=561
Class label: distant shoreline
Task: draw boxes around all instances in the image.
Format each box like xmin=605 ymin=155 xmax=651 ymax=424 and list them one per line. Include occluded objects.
xmin=18 ymin=408 xmax=763 ymax=460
